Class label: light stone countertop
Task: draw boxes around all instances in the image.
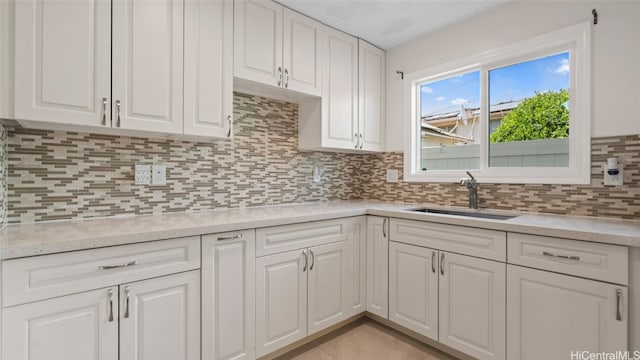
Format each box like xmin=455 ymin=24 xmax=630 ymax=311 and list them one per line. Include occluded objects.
xmin=1 ymin=200 xmax=639 ymax=260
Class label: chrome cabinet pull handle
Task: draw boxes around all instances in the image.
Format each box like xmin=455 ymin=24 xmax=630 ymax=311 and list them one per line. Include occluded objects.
xmin=227 ymin=115 xmax=232 ymax=137
xmin=284 ymin=69 xmax=289 ymax=88
xmin=616 ymin=288 xmax=623 ymax=321
xmin=124 ymin=286 xmax=130 ymax=319
xmin=115 ymin=100 xmax=121 ymax=127
xmin=310 ymin=250 xmax=315 ymax=270
xmin=354 ymin=133 xmax=359 ymax=149
xmin=217 ymin=233 xmax=242 ymax=241
xmin=382 ymin=218 xmax=387 ymax=238
xmin=302 ymin=250 xmax=308 ymax=272
xmin=277 ymin=67 xmax=282 ymax=86
xmin=99 ymin=260 xmax=137 ymax=270
xmin=359 ymin=134 xmax=363 ymax=149
xmin=107 ymin=289 xmax=114 ymax=322
xmin=542 ymin=251 xmax=580 ymax=261
xmin=101 ymin=97 xmax=107 ymax=126
xmin=440 ymin=253 xmax=445 ymax=275
xmin=431 ymin=251 xmax=436 ymax=273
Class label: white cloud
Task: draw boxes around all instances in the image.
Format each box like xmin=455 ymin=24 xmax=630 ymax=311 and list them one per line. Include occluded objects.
xmin=555 ymin=58 xmax=569 ymax=74
xmin=436 ymin=96 xmax=446 ymax=101
xmin=421 ymin=86 xmax=433 ymax=93
xmin=451 ymin=98 xmax=469 ymax=105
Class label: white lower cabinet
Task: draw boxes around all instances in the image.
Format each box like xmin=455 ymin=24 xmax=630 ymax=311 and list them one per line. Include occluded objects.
xmin=349 ymin=216 xmax=367 ymax=315
xmin=3 ymin=270 xmax=200 ymax=360
xmin=389 ymin=241 xmax=438 ymax=340
xmin=120 ymin=270 xmax=201 ymax=360
xmin=256 ymin=249 xmax=309 ymax=358
xmin=202 ymin=230 xmax=256 ymax=360
xmin=507 ymin=265 xmax=628 ymax=359
xmin=3 ymin=286 xmax=119 ymax=360
xmin=366 ymin=216 xmax=389 ymax=318
xmin=439 ymin=252 xmax=506 ymax=360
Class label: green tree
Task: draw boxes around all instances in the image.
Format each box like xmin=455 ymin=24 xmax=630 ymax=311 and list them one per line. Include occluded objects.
xmin=490 ymin=89 xmax=569 ymax=143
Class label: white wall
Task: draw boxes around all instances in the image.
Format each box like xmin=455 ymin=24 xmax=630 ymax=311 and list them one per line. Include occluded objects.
xmin=385 ymin=1 xmax=640 ymax=151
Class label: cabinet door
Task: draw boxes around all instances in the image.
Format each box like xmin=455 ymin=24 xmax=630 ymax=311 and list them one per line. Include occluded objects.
xmin=358 ymin=40 xmax=385 ymax=152
xmin=14 ymin=0 xmax=111 ymax=127
xmin=366 ymin=216 xmax=389 ymax=318
xmin=184 ymin=0 xmax=233 ymax=138
xmin=439 ymin=252 xmax=506 ymax=360
xmin=112 ymin=0 xmax=183 ymax=134
xmin=282 ymin=8 xmax=321 ymax=96
xmin=255 ymin=249 xmax=308 ymax=358
xmin=2 ymin=287 xmax=118 ymax=360
xmin=349 ymin=217 xmax=367 ymax=315
xmin=389 ymin=242 xmax=438 ymax=340
xmin=507 ymin=265 xmax=627 ymax=359
xmin=321 ymin=27 xmax=359 ymax=150
xmin=120 ymin=271 xmax=200 ymax=360
xmin=307 ymin=241 xmax=351 ymax=335
xmin=234 ymin=0 xmax=283 ymax=87
xmin=202 ymin=231 xmax=255 ymax=360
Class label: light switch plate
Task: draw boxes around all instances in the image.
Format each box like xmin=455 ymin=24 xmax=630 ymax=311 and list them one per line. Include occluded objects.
xmin=386 ymin=169 xmax=399 ymax=183
xmin=134 ymin=164 xmax=152 ymax=185
xmin=152 ymin=164 xmax=167 ymax=185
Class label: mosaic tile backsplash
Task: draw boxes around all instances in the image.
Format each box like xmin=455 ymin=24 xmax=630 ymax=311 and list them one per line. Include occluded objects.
xmin=359 ymin=135 xmax=640 ymax=219
xmin=3 ymin=93 xmax=639 ymax=224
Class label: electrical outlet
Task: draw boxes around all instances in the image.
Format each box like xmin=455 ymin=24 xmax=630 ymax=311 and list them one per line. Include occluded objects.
xmin=386 ymin=169 xmax=399 ymax=183
xmin=603 ymin=164 xmax=624 ymax=186
xmin=152 ymin=164 xmax=167 ymax=185
xmin=135 ymin=164 xmax=152 ymax=185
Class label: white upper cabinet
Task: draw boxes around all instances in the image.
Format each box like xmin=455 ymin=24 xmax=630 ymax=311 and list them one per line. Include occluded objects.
xmin=234 ymin=0 xmax=282 ymax=87
xmin=234 ymin=0 xmax=321 ymax=97
xmin=299 ymin=31 xmax=386 ymax=153
xmin=0 ymin=0 xmax=14 ymax=120
xmin=282 ymin=8 xmax=321 ymax=96
xmin=112 ymin=0 xmax=183 ymax=134
xmin=184 ymin=0 xmax=234 ymax=139
xmin=358 ymin=40 xmax=385 ymax=152
xmin=14 ymin=0 xmax=111 ymax=127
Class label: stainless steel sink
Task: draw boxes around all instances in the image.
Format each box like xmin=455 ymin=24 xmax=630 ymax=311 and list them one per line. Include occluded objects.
xmin=408 ymin=208 xmax=518 ymax=220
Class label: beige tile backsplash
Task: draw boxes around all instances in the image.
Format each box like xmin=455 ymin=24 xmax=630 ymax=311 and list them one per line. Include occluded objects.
xmin=2 ymin=93 xmax=638 ymax=224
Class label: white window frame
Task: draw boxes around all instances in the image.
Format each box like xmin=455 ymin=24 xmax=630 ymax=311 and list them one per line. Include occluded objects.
xmin=404 ymin=22 xmax=591 ymax=184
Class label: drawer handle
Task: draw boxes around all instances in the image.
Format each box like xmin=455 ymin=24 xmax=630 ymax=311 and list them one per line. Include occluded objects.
xmin=431 ymin=251 xmax=436 ymax=273
xmin=440 ymin=253 xmax=445 ymax=275
xmin=302 ymin=250 xmax=307 ymax=272
xmin=124 ymin=286 xmax=130 ymax=319
xmin=310 ymin=250 xmax=315 ymax=271
xmin=542 ymin=251 xmax=580 ymax=261
xmin=99 ymin=260 xmax=137 ymax=270
xmin=107 ymin=289 xmax=114 ymax=322
xmin=217 ymin=233 xmax=243 ymax=241
xmin=616 ymin=288 xmax=623 ymax=321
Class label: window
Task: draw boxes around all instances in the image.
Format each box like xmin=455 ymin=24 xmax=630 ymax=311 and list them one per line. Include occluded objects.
xmin=404 ymin=22 xmax=591 ymax=184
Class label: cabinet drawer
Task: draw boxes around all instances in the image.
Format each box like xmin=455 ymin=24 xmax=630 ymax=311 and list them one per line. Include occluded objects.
xmin=3 ymin=237 xmax=200 ymax=307
xmin=507 ymin=233 xmax=628 ymax=285
xmin=389 ymin=219 xmax=506 ymax=261
xmin=256 ymin=218 xmax=350 ymax=257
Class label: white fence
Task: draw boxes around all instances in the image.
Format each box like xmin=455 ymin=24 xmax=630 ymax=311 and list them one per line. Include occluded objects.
xmin=421 ymin=138 xmax=569 ymax=170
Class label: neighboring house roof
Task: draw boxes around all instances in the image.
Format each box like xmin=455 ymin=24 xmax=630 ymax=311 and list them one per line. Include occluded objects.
xmin=421 ymin=122 xmax=472 ymax=142
xmin=422 ymin=99 xmax=523 ymax=122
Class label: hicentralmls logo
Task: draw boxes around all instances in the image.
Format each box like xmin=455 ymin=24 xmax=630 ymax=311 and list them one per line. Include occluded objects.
xmin=571 ymin=351 xmax=640 ymax=360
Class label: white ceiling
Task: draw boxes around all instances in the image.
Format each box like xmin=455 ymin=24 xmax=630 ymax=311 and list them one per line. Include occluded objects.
xmin=278 ymin=0 xmax=510 ymax=50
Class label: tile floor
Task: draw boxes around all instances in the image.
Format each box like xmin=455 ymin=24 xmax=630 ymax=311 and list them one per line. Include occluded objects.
xmin=279 ymin=320 xmax=459 ymax=360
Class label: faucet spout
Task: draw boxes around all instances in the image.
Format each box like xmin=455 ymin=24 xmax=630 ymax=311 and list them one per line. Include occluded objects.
xmin=459 ymin=172 xmax=479 ymax=209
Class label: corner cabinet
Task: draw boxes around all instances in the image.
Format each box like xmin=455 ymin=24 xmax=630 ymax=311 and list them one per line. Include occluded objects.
xmin=299 ymin=32 xmax=385 ymax=153
xmin=14 ymin=0 xmax=232 ymax=139
xmin=366 ymin=216 xmax=389 ymax=318
xmin=254 ymin=217 xmax=363 ymax=358
xmin=234 ymin=0 xmax=322 ymax=96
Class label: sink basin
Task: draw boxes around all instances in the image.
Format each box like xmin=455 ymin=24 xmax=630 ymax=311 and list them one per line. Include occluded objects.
xmin=408 ymin=208 xmax=518 ymax=220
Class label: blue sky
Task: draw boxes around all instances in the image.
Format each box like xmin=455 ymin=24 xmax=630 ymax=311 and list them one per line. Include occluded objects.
xmin=420 ymin=52 xmax=569 ymax=117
